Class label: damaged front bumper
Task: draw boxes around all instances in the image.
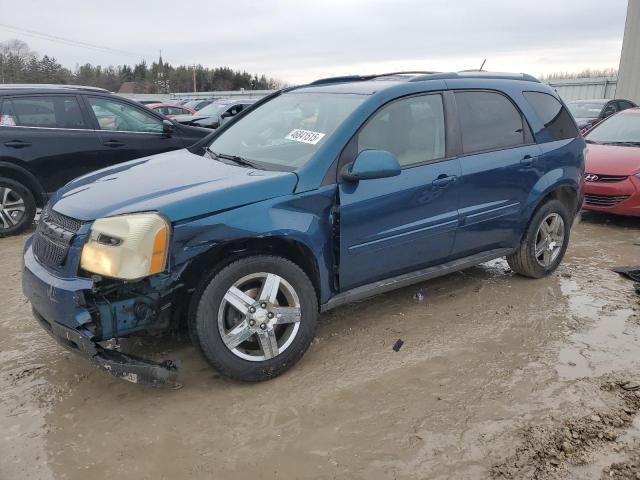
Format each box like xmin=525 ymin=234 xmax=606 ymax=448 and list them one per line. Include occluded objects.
xmin=22 ymin=241 xmax=179 ymax=387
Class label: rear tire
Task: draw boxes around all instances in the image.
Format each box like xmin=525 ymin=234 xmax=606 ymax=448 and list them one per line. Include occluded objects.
xmin=0 ymin=177 xmax=36 ymax=238
xmin=506 ymin=199 xmax=571 ymax=278
xmin=191 ymin=255 xmax=318 ymax=382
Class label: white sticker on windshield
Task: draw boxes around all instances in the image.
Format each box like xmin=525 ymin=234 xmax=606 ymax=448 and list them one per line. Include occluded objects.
xmin=285 ymin=129 xmax=326 ymax=145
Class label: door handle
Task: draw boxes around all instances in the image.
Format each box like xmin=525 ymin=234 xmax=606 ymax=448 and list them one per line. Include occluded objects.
xmin=103 ymin=140 xmax=125 ymax=148
xmin=4 ymin=140 xmax=32 ymax=148
xmin=432 ymin=175 xmax=457 ymax=187
xmin=520 ymin=155 xmax=536 ymax=167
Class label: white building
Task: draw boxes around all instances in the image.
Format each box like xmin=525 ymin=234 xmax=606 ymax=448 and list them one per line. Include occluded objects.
xmin=617 ymin=0 xmax=640 ymax=103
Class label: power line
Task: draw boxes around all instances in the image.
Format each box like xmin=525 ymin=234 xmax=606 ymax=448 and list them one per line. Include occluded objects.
xmin=0 ymin=23 xmax=157 ymax=61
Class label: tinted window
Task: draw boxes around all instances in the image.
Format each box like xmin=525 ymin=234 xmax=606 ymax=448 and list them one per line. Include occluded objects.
xmin=455 ymin=91 xmax=525 ymax=154
xmin=88 ymin=97 xmax=162 ymax=133
xmin=358 ymin=94 xmax=445 ymax=167
xmin=523 ymin=91 xmax=578 ymax=141
xmin=616 ymin=100 xmax=634 ymax=111
xmin=0 ymin=96 xmax=86 ymax=129
xmin=602 ymin=102 xmax=618 ymax=117
xmin=167 ymin=106 xmax=188 ymax=115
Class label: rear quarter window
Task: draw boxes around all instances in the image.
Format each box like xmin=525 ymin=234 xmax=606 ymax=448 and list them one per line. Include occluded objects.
xmin=454 ymin=91 xmax=529 ymax=154
xmin=0 ymin=96 xmax=87 ymax=129
xmin=523 ymin=91 xmax=578 ymax=141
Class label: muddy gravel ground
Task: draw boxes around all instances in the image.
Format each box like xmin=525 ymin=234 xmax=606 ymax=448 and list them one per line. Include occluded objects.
xmin=1 ymin=212 xmax=640 ymax=480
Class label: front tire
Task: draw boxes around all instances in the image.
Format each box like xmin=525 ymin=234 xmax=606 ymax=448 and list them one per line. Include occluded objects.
xmin=0 ymin=177 xmax=36 ymax=238
xmin=191 ymin=255 xmax=318 ymax=381
xmin=507 ymin=199 xmax=571 ymax=278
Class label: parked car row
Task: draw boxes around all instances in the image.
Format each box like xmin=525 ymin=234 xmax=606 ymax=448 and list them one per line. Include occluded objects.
xmin=567 ymin=98 xmax=636 ymax=134
xmin=4 ymin=71 xmax=638 ymax=387
xmin=0 ymin=84 xmax=211 ymax=236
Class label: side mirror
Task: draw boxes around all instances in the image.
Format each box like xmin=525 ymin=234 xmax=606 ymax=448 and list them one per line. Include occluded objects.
xmin=221 ymin=111 xmax=232 ymax=118
xmin=162 ymin=119 xmax=175 ymax=137
xmin=341 ymin=150 xmax=401 ymax=182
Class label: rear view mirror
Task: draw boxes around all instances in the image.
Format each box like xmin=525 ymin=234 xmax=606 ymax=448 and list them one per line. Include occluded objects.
xmin=341 ymin=150 xmax=401 ymax=182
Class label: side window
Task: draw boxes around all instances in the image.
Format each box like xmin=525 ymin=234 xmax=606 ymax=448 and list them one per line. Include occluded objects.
xmin=168 ymin=107 xmax=186 ymax=115
xmin=617 ymin=100 xmax=634 ymax=112
xmin=0 ymin=96 xmax=86 ymax=129
xmin=523 ymin=91 xmax=578 ymax=141
xmin=455 ymin=91 xmax=527 ymax=154
xmin=357 ymin=94 xmax=446 ymax=167
xmin=602 ymin=102 xmax=618 ymax=117
xmin=87 ymin=97 xmax=162 ymax=133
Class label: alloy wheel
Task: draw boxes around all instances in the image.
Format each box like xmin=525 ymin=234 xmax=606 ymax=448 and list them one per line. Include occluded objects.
xmin=534 ymin=213 xmax=565 ymax=267
xmin=0 ymin=187 xmax=26 ymax=230
xmin=218 ymin=272 xmax=302 ymax=362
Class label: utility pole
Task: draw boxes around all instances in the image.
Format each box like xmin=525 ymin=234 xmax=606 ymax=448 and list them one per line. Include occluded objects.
xmin=192 ymin=64 xmax=196 ymax=93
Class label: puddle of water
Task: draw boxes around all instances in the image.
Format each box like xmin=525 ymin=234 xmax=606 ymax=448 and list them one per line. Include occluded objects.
xmin=556 ymin=278 xmax=640 ymax=380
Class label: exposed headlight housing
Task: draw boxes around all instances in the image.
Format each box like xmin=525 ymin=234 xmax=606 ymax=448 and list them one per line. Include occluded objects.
xmin=81 ymin=213 xmax=170 ymax=280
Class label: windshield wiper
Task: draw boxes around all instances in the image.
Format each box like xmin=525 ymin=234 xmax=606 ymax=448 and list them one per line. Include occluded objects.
xmin=207 ymin=149 xmax=262 ymax=169
xmin=585 ymin=139 xmax=600 ymax=144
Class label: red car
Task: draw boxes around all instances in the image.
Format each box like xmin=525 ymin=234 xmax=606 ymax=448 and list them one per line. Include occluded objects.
xmin=583 ymin=108 xmax=640 ymax=216
xmin=146 ymin=103 xmax=196 ymax=118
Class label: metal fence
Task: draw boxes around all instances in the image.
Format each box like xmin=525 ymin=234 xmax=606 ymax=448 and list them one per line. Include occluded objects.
xmin=546 ymin=77 xmax=618 ymax=101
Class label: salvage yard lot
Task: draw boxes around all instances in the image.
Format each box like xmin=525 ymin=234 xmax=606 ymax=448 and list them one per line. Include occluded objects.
xmin=1 ymin=212 xmax=640 ymax=479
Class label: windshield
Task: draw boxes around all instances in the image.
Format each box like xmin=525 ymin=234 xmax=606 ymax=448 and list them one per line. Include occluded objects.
xmin=197 ymin=102 xmax=232 ymax=116
xmin=567 ymin=102 xmax=605 ymax=119
xmin=207 ymin=92 xmax=366 ymax=170
xmin=586 ymin=111 xmax=640 ymax=144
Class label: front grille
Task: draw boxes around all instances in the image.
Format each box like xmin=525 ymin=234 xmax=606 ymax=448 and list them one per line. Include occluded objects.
xmin=32 ymin=232 xmax=70 ymax=266
xmin=33 ymin=206 xmax=84 ymax=267
xmin=585 ymin=173 xmax=628 ymax=183
xmin=584 ymin=193 xmax=630 ymax=207
xmin=41 ymin=206 xmax=83 ymax=232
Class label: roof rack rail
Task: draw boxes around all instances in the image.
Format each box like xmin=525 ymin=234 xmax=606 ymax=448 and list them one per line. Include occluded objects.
xmin=309 ymin=71 xmax=441 ymax=86
xmin=409 ymin=71 xmax=540 ymax=83
xmin=0 ymin=83 xmax=110 ymax=92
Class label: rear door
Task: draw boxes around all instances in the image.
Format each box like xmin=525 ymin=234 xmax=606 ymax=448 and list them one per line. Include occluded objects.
xmin=0 ymin=94 xmax=103 ymax=193
xmin=338 ymin=92 xmax=461 ymax=290
xmin=83 ymin=95 xmax=184 ymax=166
xmin=451 ymin=90 xmax=542 ymax=257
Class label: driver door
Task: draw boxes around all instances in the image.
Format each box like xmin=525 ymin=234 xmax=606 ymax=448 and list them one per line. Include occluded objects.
xmin=338 ymin=93 xmax=461 ymax=290
xmin=84 ymin=96 xmax=183 ymax=167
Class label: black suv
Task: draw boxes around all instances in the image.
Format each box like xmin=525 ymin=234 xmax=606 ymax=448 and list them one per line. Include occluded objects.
xmin=0 ymin=84 xmax=210 ymax=237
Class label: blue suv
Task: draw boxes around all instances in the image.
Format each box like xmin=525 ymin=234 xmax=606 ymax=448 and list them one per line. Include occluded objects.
xmin=22 ymin=71 xmax=585 ymax=385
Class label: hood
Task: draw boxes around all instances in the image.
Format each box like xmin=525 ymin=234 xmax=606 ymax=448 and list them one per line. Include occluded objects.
xmin=586 ymin=143 xmax=640 ymax=176
xmin=50 ymin=149 xmax=298 ymax=222
xmin=173 ymin=114 xmax=208 ymax=124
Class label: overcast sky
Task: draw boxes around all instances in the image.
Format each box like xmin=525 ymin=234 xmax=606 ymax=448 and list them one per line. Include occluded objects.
xmin=0 ymin=0 xmax=629 ymax=84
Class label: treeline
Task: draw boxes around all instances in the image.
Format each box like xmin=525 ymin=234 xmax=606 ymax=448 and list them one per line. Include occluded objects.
xmin=0 ymin=39 xmax=282 ymax=93
xmin=541 ymin=68 xmax=618 ymax=81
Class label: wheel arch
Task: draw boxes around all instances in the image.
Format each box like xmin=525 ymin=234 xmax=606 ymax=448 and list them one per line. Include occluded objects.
xmin=516 ymin=168 xmax=580 ymax=243
xmin=0 ymin=161 xmax=47 ymax=207
xmin=179 ymin=236 xmax=323 ymax=309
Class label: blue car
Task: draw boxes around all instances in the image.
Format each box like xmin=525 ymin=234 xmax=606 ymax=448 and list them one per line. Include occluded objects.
xmin=22 ymin=71 xmax=585 ymax=385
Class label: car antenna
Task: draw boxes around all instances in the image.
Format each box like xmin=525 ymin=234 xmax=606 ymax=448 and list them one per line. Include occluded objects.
xmin=479 ymin=59 xmax=486 ymax=71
